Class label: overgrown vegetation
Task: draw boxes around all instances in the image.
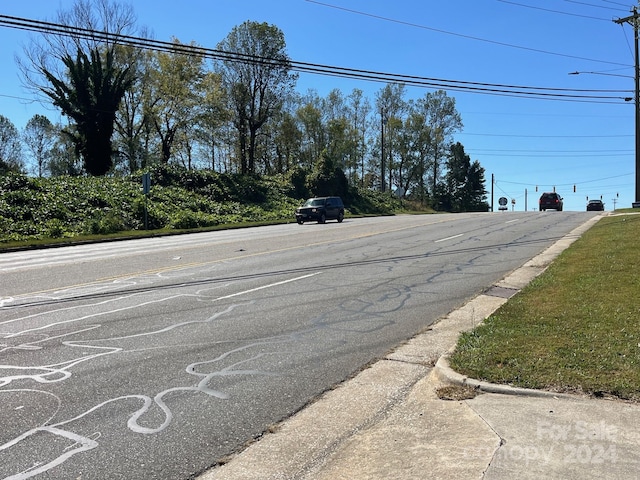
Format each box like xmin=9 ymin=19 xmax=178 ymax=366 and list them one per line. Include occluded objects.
xmin=0 ymin=165 xmax=407 ymax=244
xmin=449 ymin=213 xmax=640 ymax=402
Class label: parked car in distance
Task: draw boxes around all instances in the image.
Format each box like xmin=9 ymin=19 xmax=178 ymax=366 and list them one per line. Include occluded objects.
xmin=539 ymin=192 xmax=563 ymax=211
xmin=587 ymin=199 xmax=605 ymax=211
xmin=295 ymin=196 xmax=345 ymax=224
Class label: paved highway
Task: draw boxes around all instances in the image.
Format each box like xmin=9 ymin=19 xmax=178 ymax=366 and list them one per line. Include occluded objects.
xmin=0 ymin=212 xmax=597 ymax=479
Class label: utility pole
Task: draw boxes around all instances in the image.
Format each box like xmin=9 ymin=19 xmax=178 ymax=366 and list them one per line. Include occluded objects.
xmin=491 ymin=173 xmax=494 ymax=212
xmin=614 ymin=7 xmax=640 ymax=207
xmin=380 ymin=108 xmax=385 ymax=193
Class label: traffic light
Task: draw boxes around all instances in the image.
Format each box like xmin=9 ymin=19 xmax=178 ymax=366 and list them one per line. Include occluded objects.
xmin=573 ymin=185 xmax=576 ymax=193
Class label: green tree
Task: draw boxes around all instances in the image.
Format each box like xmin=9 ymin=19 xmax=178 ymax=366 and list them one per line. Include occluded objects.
xmin=49 ymin=124 xmax=83 ymax=176
xmin=113 ymin=44 xmax=154 ymax=173
xmin=326 ymin=117 xmax=358 ymax=174
xmin=414 ymin=90 xmax=462 ymax=204
xmin=40 ymin=47 xmax=133 ymax=175
xmin=17 ymin=0 xmax=140 ymax=175
xmin=446 ymin=142 xmax=470 ymax=211
xmin=296 ymin=92 xmax=326 ymax=169
xmin=216 ymin=21 xmax=297 ymax=174
xmin=18 ymin=0 xmax=138 ymax=90
xmin=290 ymin=88 xmax=370 ymax=186
xmin=0 ymin=115 xmax=23 ymax=174
xmin=346 ymin=88 xmax=371 ymax=185
xmin=193 ymin=71 xmax=230 ymax=170
xmin=270 ymin=108 xmax=302 ymax=174
xmin=146 ymin=39 xmax=205 ymax=166
xmin=466 ymin=159 xmax=489 ymax=212
xmin=23 ymin=114 xmax=56 ymax=177
xmin=394 ymin=110 xmax=430 ymax=202
xmin=306 ymin=153 xmax=349 ymax=199
xmin=375 ymin=83 xmax=407 ymax=192
xmin=320 ymin=89 xmax=360 ymax=177
xmin=446 ymin=142 xmax=488 ymax=212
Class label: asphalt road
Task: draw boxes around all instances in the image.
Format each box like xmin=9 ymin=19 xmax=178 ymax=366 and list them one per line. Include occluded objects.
xmin=0 ymin=212 xmax=597 ymax=479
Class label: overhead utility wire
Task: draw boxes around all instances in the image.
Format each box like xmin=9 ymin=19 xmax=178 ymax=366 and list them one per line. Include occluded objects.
xmin=0 ymin=14 xmax=628 ymax=100
xmin=0 ymin=14 xmax=632 ymax=103
xmin=306 ymin=0 xmax=629 ymax=66
xmin=563 ymin=0 xmax=629 ymax=12
xmin=599 ymin=0 xmax=635 ymax=8
xmin=497 ymin=0 xmax=610 ymax=21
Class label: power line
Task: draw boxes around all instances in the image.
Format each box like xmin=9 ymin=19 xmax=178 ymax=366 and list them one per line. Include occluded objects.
xmin=305 ymin=0 xmax=631 ymax=67
xmin=468 ymin=152 xmax=631 ymax=157
xmin=471 ymin=148 xmax=632 ymax=152
xmin=498 ymin=172 xmax=634 ymax=186
xmin=599 ymin=0 xmax=635 ymax=8
xmin=459 ymin=132 xmax=632 ymax=137
xmin=563 ymin=0 xmax=630 ymax=12
xmin=0 ymin=14 xmax=632 ymax=104
xmin=0 ymin=93 xmax=39 ymax=102
xmin=497 ymin=0 xmax=612 ymax=21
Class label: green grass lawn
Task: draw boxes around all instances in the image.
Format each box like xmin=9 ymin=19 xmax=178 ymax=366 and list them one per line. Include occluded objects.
xmin=449 ymin=212 xmax=640 ymax=401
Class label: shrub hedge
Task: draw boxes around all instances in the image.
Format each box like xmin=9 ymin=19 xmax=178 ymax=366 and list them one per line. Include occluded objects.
xmin=0 ymin=166 xmax=404 ymax=242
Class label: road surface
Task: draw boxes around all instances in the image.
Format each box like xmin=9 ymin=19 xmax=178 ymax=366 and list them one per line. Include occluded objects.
xmin=0 ymin=212 xmax=596 ymax=479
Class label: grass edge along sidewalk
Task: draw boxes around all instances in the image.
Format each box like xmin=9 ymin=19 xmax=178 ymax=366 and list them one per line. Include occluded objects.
xmin=449 ymin=213 xmax=640 ymax=402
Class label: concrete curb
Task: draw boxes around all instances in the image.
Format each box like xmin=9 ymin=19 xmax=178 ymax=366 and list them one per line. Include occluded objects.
xmin=434 ymin=351 xmax=579 ymax=400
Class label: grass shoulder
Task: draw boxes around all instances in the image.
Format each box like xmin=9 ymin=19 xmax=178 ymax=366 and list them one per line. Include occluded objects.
xmin=449 ymin=213 xmax=640 ymax=402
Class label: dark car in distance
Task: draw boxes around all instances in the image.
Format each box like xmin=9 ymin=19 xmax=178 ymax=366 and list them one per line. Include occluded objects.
xmin=295 ymin=196 xmax=345 ymax=224
xmin=539 ymin=192 xmax=563 ymax=211
xmin=587 ymin=199 xmax=605 ymax=211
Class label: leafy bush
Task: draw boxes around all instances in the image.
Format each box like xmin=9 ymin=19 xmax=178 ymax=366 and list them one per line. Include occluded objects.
xmin=0 ymin=172 xmax=30 ymax=191
xmin=85 ymin=210 xmax=128 ymax=235
xmin=0 ymin=168 xmax=410 ymax=244
xmin=348 ymin=187 xmax=403 ymax=215
xmin=167 ymin=210 xmax=218 ymax=229
xmin=46 ymin=218 xmax=76 ymax=238
xmin=306 ymin=155 xmax=349 ymax=200
xmin=0 ymin=170 xmax=305 ymax=242
xmin=286 ymin=166 xmax=310 ymax=199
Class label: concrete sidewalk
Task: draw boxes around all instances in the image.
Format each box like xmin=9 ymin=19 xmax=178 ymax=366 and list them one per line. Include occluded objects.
xmin=199 ymin=214 xmax=640 ymax=479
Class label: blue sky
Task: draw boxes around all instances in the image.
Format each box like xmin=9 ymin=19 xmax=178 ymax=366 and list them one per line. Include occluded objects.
xmin=0 ymin=0 xmax=638 ymax=211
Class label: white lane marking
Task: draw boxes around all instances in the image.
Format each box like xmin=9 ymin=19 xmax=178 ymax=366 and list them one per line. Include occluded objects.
xmin=212 ymin=272 xmax=321 ymax=301
xmin=505 ymin=219 xmax=520 ymax=224
xmin=434 ymin=234 xmax=463 ymax=243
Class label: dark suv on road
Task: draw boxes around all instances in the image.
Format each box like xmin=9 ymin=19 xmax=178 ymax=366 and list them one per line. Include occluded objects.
xmin=587 ymin=199 xmax=604 ymax=211
xmin=539 ymin=192 xmax=563 ymax=211
xmin=295 ymin=196 xmax=345 ymax=224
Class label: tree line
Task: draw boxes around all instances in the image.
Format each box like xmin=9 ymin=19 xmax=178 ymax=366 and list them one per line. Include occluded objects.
xmin=1 ymin=0 xmax=488 ymax=212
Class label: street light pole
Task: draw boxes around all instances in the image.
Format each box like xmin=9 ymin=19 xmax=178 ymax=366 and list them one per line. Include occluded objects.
xmin=634 ymin=8 xmax=640 ymax=207
xmin=614 ymin=7 xmax=640 ymax=207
